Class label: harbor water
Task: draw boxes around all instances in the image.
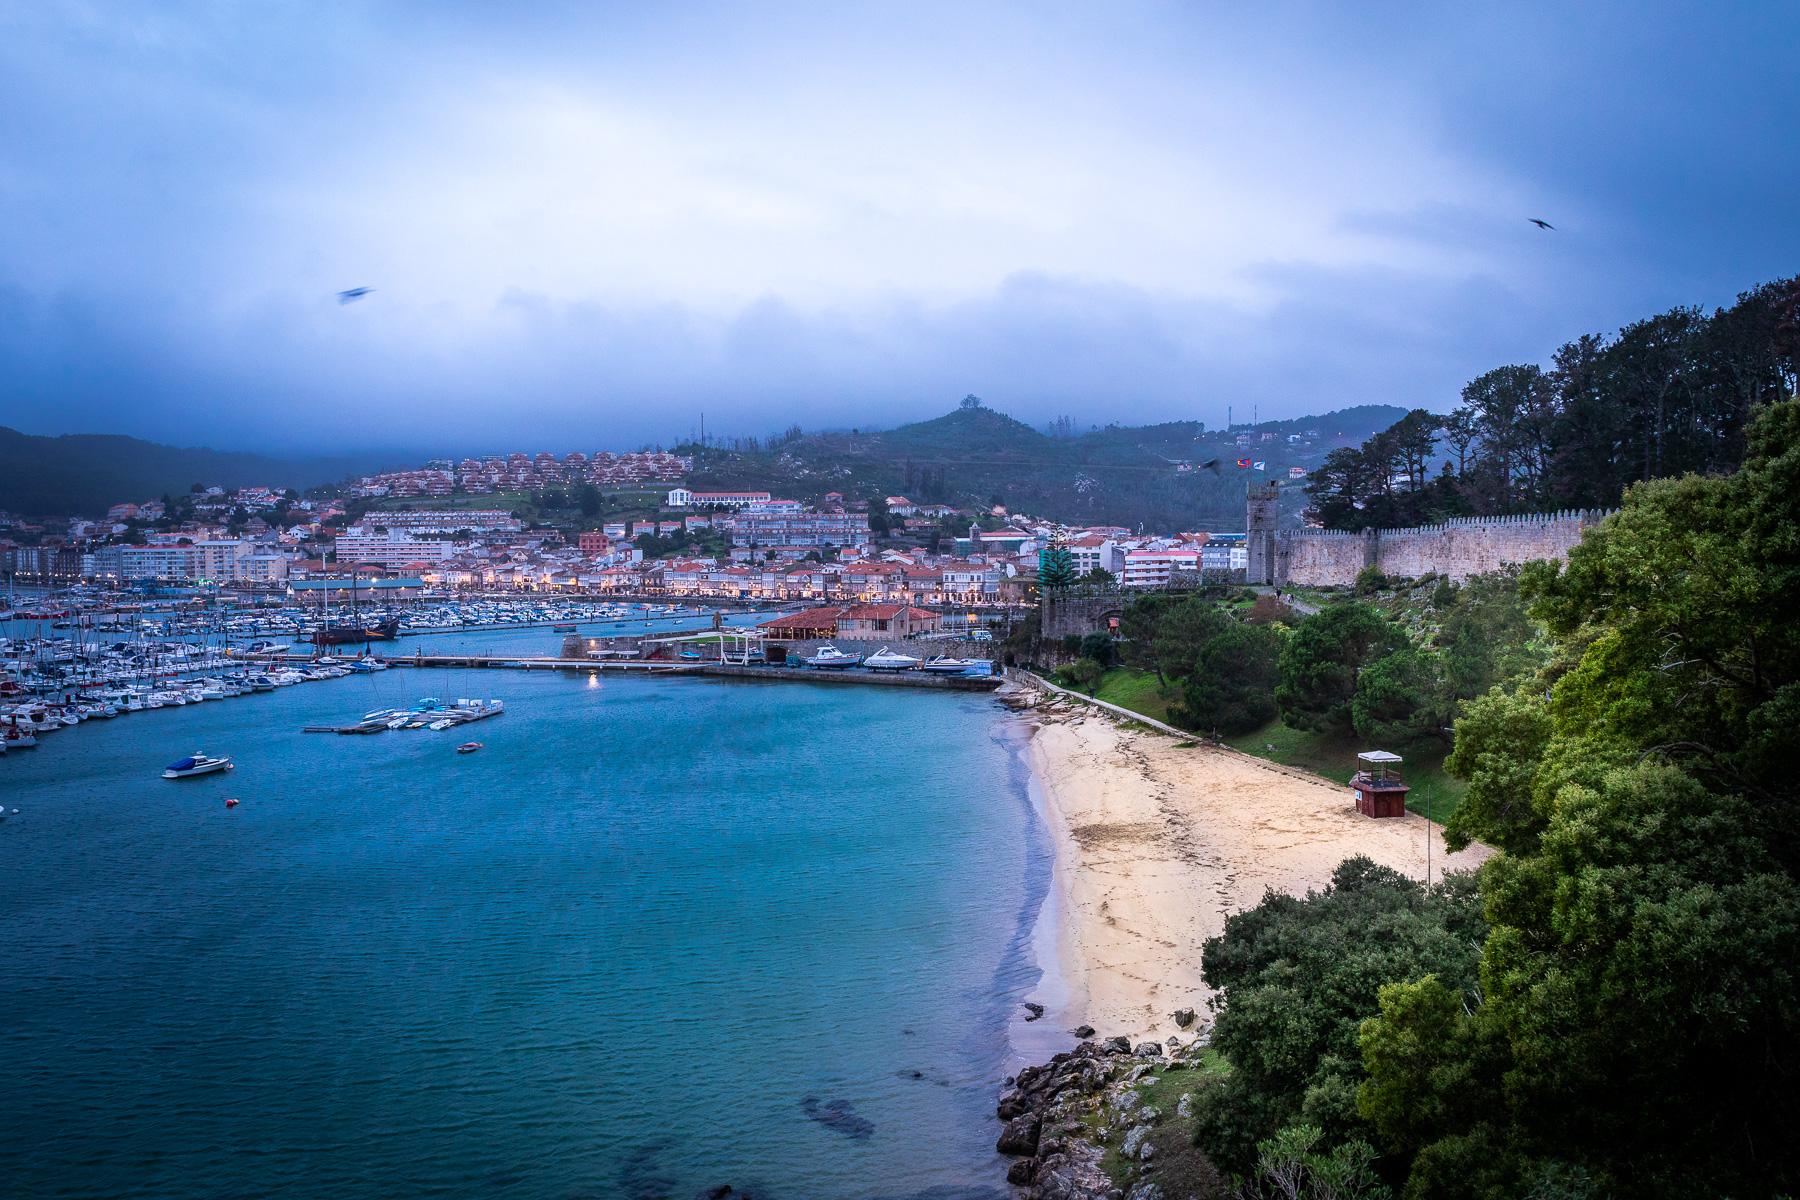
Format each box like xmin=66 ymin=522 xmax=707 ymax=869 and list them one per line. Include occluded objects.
xmin=0 ymin=669 xmax=1050 ymax=1199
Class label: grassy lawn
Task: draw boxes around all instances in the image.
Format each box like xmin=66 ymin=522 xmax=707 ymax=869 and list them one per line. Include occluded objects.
xmin=1090 ymin=1048 xmax=1232 ymax=1194
xmin=1225 ymin=721 xmax=1465 ymax=822
xmin=1092 ymin=667 xmax=1179 ymax=724
xmin=1052 ymin=667 xmax=1467 ymax=824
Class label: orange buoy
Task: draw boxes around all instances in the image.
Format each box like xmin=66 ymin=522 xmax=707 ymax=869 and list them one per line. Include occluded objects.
xmin=225 ymin=797 xmax=240 ymax=809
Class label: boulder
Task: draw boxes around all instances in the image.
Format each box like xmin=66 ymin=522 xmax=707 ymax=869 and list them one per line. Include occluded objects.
xmin=1111 ymin=1090 xmax=1143 ymax=1117
xmin=1103 ymin=1035 xmax=1133 ymax=1055
xmin=1120 ymin=1124 xmax=1155 ymax=1161
xmin=1031 ymin=1149 xmax=1121 ymax=1200
xmin=997 ymin=1089 xmax=1028 ymax=1120
xmin=1006 ymin=1157 xmax=1036 ymax=1185
xmin=1023 ymin=1002 xmax=1046 ymax=1021
xmin=1133 ymin=1041 xmax=1163 ymax=1057
xmin=1172 ymin=1008 xmax=1197 ymax=1028
xmin=1072 ymin=1024 xmax=1097 ymax=1039
xmin=1176 ymin=1092 xmax=1195 ymax=1119
xmin=1126 ymin=1182 xmax=1165 ymax=1200
xmin=996 ymin=1112 xmax=1042 ymax=1156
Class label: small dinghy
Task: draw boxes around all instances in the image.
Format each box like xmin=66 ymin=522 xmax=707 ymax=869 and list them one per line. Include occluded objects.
xmin=457 ymin=741 xmax=483 ymax=754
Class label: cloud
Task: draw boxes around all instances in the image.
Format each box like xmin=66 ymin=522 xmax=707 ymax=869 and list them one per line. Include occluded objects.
xmin=0 ymin=1 xmax=1795 ymax=450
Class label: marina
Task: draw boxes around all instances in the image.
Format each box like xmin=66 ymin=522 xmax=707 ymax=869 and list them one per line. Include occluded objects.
xmin=3 ymin=595 xmax=1000 ymax=763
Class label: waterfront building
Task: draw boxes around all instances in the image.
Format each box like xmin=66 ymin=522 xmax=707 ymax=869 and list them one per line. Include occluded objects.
xmin=335 ymin=526 xmax=457 ymax=569
xmin=759 ymin=606 xmax=850 ymax=641
xmin=836 ymin=604 xmax=941 ymax=639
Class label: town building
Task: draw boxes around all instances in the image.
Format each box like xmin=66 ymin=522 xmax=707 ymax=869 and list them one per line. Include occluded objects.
xmin=665 ymin=489 xmax=772 ymax=509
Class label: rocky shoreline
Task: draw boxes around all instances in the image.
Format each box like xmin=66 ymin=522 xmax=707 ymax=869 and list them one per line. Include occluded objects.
xmin=995 ymin=1014 xmax=1221 ymax=1200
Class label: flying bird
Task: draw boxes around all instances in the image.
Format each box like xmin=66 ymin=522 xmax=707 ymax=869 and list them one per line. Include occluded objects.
xmin=336 ymin=287 xmax=375 ymax=304
xmin=1527 ymin=218 xmax=1555 ymax=231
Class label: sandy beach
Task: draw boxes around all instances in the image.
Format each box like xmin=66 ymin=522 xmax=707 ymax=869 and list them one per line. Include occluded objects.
xmin=1013 ymin=688 xmax=1493 ymax=1043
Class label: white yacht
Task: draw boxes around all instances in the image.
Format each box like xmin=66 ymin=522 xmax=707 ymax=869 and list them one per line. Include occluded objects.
xmin=864 ymin=646 xmax=922 ymax=672
xmin=163 ymin=752 xmax=233 ymax=779
xmin=803 ymin=644 xmax=864 ymax=669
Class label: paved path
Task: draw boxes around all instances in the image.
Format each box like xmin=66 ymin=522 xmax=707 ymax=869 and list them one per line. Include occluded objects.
xmin=1250 ymin=586 xmax=1320 ymax=616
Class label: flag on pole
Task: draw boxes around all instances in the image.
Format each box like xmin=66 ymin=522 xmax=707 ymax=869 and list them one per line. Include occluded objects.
xmin=1235 ymin=458 xmax=1252 ymax=468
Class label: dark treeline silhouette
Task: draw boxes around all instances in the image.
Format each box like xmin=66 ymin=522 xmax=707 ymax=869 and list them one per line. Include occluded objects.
xmin=1307 ymin=275 xmax=1800 ymax=530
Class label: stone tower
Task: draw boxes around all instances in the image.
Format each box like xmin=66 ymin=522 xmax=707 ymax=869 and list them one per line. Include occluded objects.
xmin=1245 ymin=481 xmax=1281 ymax=585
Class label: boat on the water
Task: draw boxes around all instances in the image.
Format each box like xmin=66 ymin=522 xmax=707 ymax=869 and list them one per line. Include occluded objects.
xmin=553 ymin=623 xmax=578 ymax=633
xmin=864 ymin=646 xmax=922 ymax=672
xmin=163 ymin=752 xmax=233 ymax=779
xmin=804 ymin=643 xmax=864 ymax=669
xmin=457 ymin=741 xmax=482 ymax=754
xmin=309 ymin=618 xmax=401 ymax=645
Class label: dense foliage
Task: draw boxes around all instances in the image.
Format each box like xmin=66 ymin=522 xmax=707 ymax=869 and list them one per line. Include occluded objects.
xmin=1177 ymin=621 xmax=1282 ymax=735
xmin=1197 ymin=397 xmax=1800 ymax=1199
xmin=0 ymin=425 xmax=391 ymax=517
xmin=1190 ymin=859 xmax=1485 ymax=1177
xmin=1306 ymin=276 xmax=1800 ymax=529
xmin=1274 ymin=603 xmax=1404 ymax=736
xmin=682 ymin=400 xmax=1407 ymax=532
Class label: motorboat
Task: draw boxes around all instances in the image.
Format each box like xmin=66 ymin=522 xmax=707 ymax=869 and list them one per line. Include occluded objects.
xmin=919 ymin=655 xmax=981 ymax=675
xmin=457 ymin=741 xmax=482 ymax=754
xmin=804 ymin=644 xmax=864 ymax=669
xmin=163 ymin=752 xmax=233 ymax=779
xmin=864 ymin=646 xmax=922 ymax=672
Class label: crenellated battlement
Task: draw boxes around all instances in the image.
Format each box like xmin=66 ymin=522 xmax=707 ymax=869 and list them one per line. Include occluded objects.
xmin=1258 ymin=507 xmax=1616 ymax=587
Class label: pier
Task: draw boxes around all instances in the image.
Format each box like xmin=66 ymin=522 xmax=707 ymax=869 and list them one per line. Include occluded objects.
xmin=296 ymin=653 xmax=1003 ymax=690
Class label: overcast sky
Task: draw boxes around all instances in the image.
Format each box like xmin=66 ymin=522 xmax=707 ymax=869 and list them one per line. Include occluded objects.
xmin=1 ymin=1 xmax=1795 ymax=452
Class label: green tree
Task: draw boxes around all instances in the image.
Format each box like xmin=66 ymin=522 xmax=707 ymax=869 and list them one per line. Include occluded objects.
xmin=578 ymin=484 xmax=601 ymax=517
xmin=1078 ymin=631 xmax=1115 ymax=667
xmin=1351 ymin=647 xmax=1443 ymax=746
xmin=1150 ymin=596 xmax=1233 ymax=683
xmin=1361 ymin=397 xmax=1800 ymax=1198
xmin=1118 ymin=594 xmax=1177 ymax=681
xmin=1177 ymin=620 xmax=1281 ymax=735
xmin=1275 ymin=603 xmax=1404 ymax=736
xmin=1066 ymin=657 xmax=1103 ymax=694
xmin=1038 ymin=545 xmax=1078 ymax=590
xmin=1241 ymin=1123 xmax=1393 ymax=1200
xmin=1190 ymin=858 xmax=1485 ymax=1177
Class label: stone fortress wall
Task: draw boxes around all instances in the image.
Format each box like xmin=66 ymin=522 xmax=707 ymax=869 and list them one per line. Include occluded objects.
xmin=1249 ymin=506 xmax=1614 ymax=588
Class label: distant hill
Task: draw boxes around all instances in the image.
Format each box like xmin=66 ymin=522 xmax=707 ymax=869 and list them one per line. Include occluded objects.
xmin=685 ymin=401 xmax=1407 ymax=531
xmin=0 ymin=428 xmax=398 ymax=517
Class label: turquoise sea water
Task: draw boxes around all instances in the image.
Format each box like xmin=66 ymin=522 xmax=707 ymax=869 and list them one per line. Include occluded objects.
xmin=0 ymin=669 xmax=1047 ymax=1199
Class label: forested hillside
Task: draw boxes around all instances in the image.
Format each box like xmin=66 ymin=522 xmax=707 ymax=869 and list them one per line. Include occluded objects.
xmin=683 ymin=398 xmax=1406 ymax=530
xmin=1305 ymin=275 xmax=1800 ymax=530
xmin=1034 ymin=395 xmax=1800 ymax=1198
xmin=0 ymin=427 xmax=397 ymax=517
